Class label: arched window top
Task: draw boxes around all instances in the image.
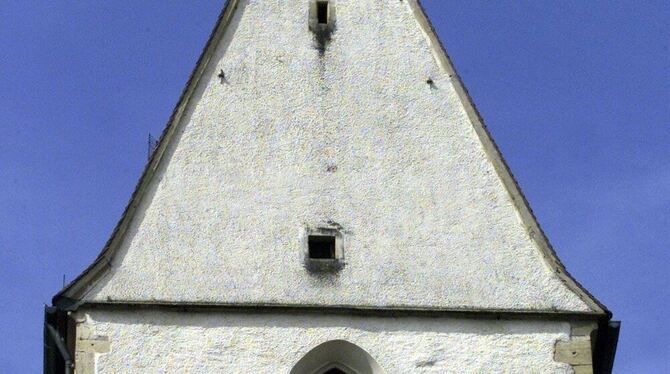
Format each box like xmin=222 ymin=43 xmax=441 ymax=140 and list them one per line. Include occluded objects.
xmin=290 ymin=340 xmax=385 ymax=374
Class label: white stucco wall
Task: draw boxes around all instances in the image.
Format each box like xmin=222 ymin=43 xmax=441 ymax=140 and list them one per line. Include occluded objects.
xmin=79 ymin=309 xmax=575 ymax=373
xmin=85 ymin=0 xmax=590 ymax=312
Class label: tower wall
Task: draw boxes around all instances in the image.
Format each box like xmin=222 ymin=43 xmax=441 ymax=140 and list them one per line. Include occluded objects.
xmin=72 ymin=308 xmax=592 ymax=373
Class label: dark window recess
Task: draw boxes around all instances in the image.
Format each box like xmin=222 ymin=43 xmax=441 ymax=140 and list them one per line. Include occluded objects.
xmin=317 ymin=1 xmax=329 ymax=24
xmin=324 ymin=369 xmax=346 ymax=374
xmin=308 ymin=235 xmax=336 ymax=259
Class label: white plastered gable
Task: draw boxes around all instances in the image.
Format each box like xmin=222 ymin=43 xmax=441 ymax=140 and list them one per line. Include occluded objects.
xmin=57 ymin=0 xmax=605 ymax=315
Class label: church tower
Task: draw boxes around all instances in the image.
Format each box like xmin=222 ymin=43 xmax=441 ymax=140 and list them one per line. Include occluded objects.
xmin=45 ymin=1 xmax=619 ymax=373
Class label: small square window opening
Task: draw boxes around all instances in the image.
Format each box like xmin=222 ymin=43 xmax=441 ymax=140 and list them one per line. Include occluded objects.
xmin=308 ymin=235 xmax=336 ymax=259
xmin=316 ymin=1 xmax=329 ymax=24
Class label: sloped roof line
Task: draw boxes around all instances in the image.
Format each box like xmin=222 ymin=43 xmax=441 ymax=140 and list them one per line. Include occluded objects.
xmin=54 ymin=0 xmax=608 ymax=316
xmin=53 ymin=0 xmax=242 ymax=306
xmin=406 ymin=0 xmax=608 ymax=315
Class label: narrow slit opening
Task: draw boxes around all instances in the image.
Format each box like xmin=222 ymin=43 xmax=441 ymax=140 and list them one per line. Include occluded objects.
xmin=316 ymin=1 xmax=329 ymax=24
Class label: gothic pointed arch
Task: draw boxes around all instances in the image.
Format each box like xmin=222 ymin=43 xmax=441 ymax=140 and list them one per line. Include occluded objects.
xmin=290 ymin=340 xmax=385 ymax=374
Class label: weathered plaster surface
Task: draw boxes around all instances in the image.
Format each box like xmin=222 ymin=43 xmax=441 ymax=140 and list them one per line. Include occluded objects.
xmin=79 ymin=309 xmax=575 ymax=373
xmin=86 ymin=0 xmax=590 ymax=312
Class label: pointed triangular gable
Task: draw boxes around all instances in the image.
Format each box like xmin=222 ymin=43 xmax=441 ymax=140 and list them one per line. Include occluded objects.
xmin=55 ymin=0 xmax=607 ymax=315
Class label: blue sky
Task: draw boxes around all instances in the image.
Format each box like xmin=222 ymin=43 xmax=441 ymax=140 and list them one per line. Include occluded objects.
xmin=0 ymin=1 xmax=668 ymax=372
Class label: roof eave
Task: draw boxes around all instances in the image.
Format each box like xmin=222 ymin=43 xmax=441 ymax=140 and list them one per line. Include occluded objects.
xmin=73 ymin=300 xmax=610 ymax=320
